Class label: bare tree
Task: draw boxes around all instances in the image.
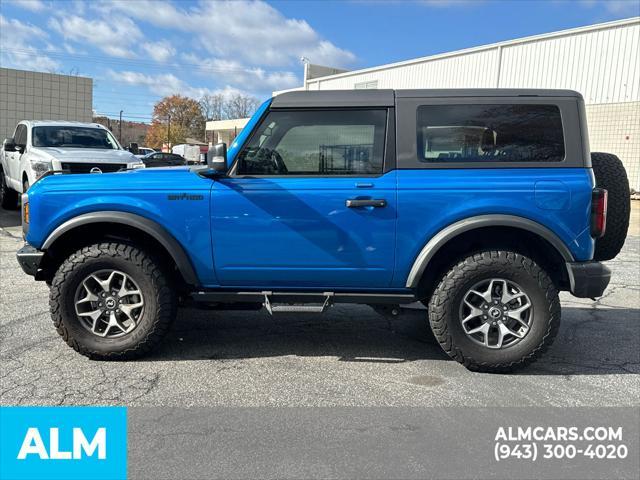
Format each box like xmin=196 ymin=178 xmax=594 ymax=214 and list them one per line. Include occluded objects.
xmin=199 ymin=94 xmax=225 ymax=121
xmin=223 ymin=94 xmax=260 ymax=119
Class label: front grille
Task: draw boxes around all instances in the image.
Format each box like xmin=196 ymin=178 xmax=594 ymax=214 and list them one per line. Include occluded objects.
xmin=60 ymin=162 xmax=127 ymax=174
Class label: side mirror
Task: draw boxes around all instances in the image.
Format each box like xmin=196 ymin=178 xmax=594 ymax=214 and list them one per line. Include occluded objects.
xmin=128 ymin=142 xmax=139 ymax=155
xmin=207 ymin=143 xmax=228 ymax=173
xmin=4 ymin=138 xmax=17 ymax=152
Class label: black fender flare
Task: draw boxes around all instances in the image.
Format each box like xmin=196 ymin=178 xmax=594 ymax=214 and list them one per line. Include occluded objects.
xmin=42 ymin=211 xmax=199 ymax=286
xmin=405 ymin=214 xmax=575 ymax=288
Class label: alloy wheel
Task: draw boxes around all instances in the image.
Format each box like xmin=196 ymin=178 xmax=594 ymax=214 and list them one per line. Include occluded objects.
xmin=459 ymin=278 xmax=533 ymax=349
xmin=74 ymin=269 xmax=145 ymax=338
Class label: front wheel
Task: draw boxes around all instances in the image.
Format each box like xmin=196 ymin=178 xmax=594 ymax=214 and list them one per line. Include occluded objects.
xmin=50 ymin=243 xmax=177 ymax=359
xmin=428 ymin=251 xmax=560 ymax=372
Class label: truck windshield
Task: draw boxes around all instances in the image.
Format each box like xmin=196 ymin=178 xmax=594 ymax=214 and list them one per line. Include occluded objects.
xmin=32 ymin=126 xmax=120 ymax=149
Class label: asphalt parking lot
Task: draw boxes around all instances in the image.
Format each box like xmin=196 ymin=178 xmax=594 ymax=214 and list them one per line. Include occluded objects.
xmin=1 ymin=206 xmax=638 ymax=407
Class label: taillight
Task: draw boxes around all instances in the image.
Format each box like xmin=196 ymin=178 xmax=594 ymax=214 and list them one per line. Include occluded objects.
xmin=591 ymin=188 xmax=608 ymax=238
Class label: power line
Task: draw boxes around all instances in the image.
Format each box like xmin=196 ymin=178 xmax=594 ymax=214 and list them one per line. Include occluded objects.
xmin=97 ymin=111 xmax=154 ymax=117
xmin=3 ymin=47 xmax=292 ymax=77
xmin=93 ymin=91 xmax=162 ymax=100
xmin=94 ymin=112 xmax=153 ymax=121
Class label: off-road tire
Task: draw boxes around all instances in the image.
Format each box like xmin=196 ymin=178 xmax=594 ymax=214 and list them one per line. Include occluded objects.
xmin=591 ymin=152 xmax=630 ymax=261
xmin=428 ymin=251 xmax=560 ymax=373
xmin=0 ymin=169 xmax=18 ymax=209
xmin=50 ymin=242 xmax=177 ymax=360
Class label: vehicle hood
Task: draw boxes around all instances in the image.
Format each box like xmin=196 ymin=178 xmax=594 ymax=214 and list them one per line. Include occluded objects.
xmin=29 ymin=166 xmax=211 ymax=193
xmin=30 ymin=147 xmax=141 ymax=164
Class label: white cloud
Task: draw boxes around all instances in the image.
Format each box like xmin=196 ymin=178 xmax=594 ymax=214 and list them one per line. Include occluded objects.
xmin=6 ymin=0 xmax=47 ymax=12
xmin=0 ymin=15 xmax=60 ymax=71
xmin=182 ymin=53 xmax=300 ymax=91
xmin=94 ymin=0 xmax=185 ymax=29
xmin=600 ymin=0 xmax=640 ymax=14
xmin=141 ymin=40 xmax=176 ymax=63
xmin=579 ymin=0 xmax=640 ymax=15
xmin=48 ymin=15 xmax=143 ymax=58
xmin=108 ymin=70 xmax=247 ymax=100
xmin=98 ymin=0 xmax=356 ymax=68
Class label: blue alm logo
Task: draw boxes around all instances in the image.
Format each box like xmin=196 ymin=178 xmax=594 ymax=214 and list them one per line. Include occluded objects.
xmin=0 ymin=406 xmax=127 ymax=480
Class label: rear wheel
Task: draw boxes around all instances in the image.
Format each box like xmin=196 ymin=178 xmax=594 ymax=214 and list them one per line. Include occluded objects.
xmin=0 ymin=169 xmax=19 ymax=209
xmin=50 ymin=242 xmax=177 ymax=359
xmin=591 ymin=152 xmax=630 ymax=261
xmin=428 ymin=250 xmax=560 ymax=372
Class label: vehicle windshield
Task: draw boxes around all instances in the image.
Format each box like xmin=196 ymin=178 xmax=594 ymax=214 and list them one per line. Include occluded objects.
xmin=32 ymin=126 xmax=120 ymax=149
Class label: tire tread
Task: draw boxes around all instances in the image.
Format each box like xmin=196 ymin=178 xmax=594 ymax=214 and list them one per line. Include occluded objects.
xmin=428 ymin=250 xmax=561 ymax=373
xmin=49 ymin=242 xmax=176 ymax=360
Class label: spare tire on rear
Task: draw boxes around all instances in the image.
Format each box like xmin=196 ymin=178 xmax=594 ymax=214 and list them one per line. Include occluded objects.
xmin=591 ymin=152 xmax=630 ymax=261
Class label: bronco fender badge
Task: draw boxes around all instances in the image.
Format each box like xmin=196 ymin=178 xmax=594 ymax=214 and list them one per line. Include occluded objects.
xmin=167 ymin=193 xmax=204 ymax=201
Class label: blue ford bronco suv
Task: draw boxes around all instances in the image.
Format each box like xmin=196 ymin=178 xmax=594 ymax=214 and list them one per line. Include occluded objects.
xmin=16 ymin=89 xmax=631 ymax=372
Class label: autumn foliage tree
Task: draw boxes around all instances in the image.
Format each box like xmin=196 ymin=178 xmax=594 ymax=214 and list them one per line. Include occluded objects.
xmin=144 ymin=95 xmax=205 ymax=149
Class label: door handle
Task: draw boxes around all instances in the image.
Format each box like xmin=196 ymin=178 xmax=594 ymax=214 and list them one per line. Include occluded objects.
xmin=346 ymin=199 xmax=387 ymax=208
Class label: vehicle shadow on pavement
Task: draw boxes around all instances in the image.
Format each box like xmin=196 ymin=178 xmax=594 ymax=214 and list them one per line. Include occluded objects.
xmin=144 ymin=305 xmax=639 ymax=375
xmin=147 ymin=305 xmax=448 ymax=363
xmin=0 ymin=209 xmax=21 ymax=228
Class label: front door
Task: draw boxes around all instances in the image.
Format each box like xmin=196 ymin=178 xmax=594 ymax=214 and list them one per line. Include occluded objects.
xmin=7 ymin=124 xmax=27 ymax=190
xmin=210 ymin=108 xmax=396 ymax=288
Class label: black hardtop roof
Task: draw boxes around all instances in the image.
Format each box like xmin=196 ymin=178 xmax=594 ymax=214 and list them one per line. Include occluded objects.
xmin=271 ymin=88 xmax=582 ymax=108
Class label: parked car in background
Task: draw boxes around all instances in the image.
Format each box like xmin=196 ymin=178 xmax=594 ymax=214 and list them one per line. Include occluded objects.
xmin=141 ymin=151 xmax=187 ymax=167
xmin=0 ymin=121 xmax=143 ymax=209
xmin=135 ymin=147 xmax=157 ymax=158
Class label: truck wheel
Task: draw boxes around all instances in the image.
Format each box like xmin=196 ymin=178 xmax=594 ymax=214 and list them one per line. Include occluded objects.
xmin=428 ymin=251 xmax=560 ymax=373
xmin=50 ymin=242 xmax=177 ymax=360
xmin=591 ymin=152 xmax=630 ymax=261
xmin=0 ymin=169 xmax=18 ymax=209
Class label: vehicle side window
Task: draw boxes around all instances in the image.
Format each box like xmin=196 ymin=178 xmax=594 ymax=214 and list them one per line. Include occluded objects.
xmin=14 ymin=125 xmax=27 ymax=146
xmin=236 ymin=109 xmax=387 ymax=176
xmin=416 ymin=104 xmax=565 ymax=163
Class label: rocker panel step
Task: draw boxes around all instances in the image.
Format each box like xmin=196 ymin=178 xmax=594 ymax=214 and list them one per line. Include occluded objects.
xmin=192 ymin=291 xmax=416 ymax=305
xmin=269 ymin=305 xmax=327 ymax=313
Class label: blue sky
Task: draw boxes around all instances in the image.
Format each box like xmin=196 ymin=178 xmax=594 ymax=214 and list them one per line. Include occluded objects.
xmin=1 ymin=0 xmax=638 ymax=122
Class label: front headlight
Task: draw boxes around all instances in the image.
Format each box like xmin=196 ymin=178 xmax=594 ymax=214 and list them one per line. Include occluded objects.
xmin=128 ymin=162 xmax=145 ymax=170
xmin=31 ymin=160 xmax=52 ymax=179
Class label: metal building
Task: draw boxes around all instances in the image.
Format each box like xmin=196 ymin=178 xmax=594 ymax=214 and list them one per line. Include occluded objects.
xmin=0 ymin=67 xmax=93 ymax=142
xmin=276 ymin=18 xmax=640 ymax=191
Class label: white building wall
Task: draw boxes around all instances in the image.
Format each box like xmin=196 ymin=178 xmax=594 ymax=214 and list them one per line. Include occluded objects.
xmin=310 ymin=48 xmax=500 ymax=91
xmin=498 ymin=22 xmax=639 ymax=103
xmin=0 ymin=68 xmax=93 ymax=141
xmin=586 ymin=102 xmax=640 ymax=191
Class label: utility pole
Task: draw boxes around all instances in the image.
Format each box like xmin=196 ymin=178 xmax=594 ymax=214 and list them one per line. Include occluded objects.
xmin=118 ymin=110 xmax=123 ymax=143
xmin=167 ymin=114 xmax=171 ymax=151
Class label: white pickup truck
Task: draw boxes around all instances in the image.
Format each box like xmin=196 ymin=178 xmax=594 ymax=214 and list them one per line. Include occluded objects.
xmin=0 ymin=120 xmax=144 ymax=209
